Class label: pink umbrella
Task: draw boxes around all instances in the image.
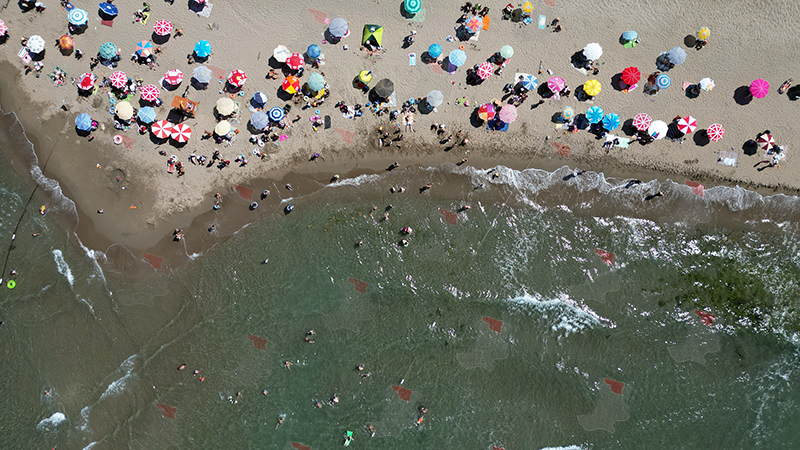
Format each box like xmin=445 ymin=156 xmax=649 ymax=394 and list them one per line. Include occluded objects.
xmin=109 ymin=71 xmax=128 ymax=89
xmin=78 ymin=73 xmax=96 ymax=90
xmin=750 ymin=79 xmax=769 ymax=99
xmin=547 ymin=76 xmax=565 ymax=93
xmin=151 ymin=120 xmax=173 ymax=139
xmin=476 ymin=62 xmax=493 ymax=80
xmin=163 ymin=69 xmax=184 ymax=86
xmin=170 ymin=123 xmax=191 ymax=143
xmin=228 ymin=69 xmax=247 ymax=87
xmin=632 ymin=113 xmax=651 ymax=131
xmin=707 ymin=123 xmax=724 ymax=141
xmin=140 ymin=84 xmax=160 ymax=102
xmin=0 ymin=20 xmax=8 ymax=36
xmin=677 ymin=115 xmax=697 ymax=134
xmin=286 ymin=53 xmax=304 ymax=71
xmin=153 ymin=20 xmax=173 ymax=36
xmin=499 ymin=104 xmax=518 ymax=123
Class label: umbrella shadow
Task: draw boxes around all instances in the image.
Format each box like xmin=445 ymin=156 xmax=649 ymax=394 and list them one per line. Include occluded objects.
xmin=149 ymin=133 xmax=168 ymax=145
xmin=570 ymin=51 xmax=587 ymax=70
xmin=693 ymin=130 xmax=711 ymax=146
xmin=788 ymin=85 xmax=800 ymax=101
xmin=621 ymin=118 xmax=636 ymax=136
xmin=399 ymin=0 xmax=417 ymax=19
xmin=610 ymin=73 xmax=624 ymax=92
xmin=30 ymin=50 xmax=45 ymax=61
xmin=742 ymin=139 xmax=759 ymax=156
xmin=75 ymin=128 xmax=90 ymax=138
xmin=733 ymin=86 xmax=753 ymax=105
xmin=469 ymin=108 xmax=483 ymax=128
xmin=267 ymin=56 xmax=283 ymax=70
xmin=683 ymin=35 xmax=697 ymax=48
xmin=666 ymin=122 xmax=683 ymax=140
xmin=59 ymin=47 xmax=73 ymax=57
xmin=152 ymin=33 xmax=170 ymax=46
xmin=536 ymin=83 xmax=551 ymax=98
xmin=188 ymin=0 xmax=205 ymax=13
xmin=441 ymin=57 xmax=456 ymax=73
xmin=276 ymin=89 xmax=294 ymax=102
xmin=18 ymin=0 xmax=35 ymax=12
xmin=550 ymin=112 xmax=563 ymax=123
xmin=685 ymin=84 xmax=701 ymax=99
xmin=191 ymin=79 xmax=208 ymax=90
xmin=324 ymin=30 xmax=342 ymax=44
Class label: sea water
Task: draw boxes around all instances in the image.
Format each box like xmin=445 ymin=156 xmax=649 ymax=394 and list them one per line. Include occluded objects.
xmin=1 ymin=109 xmax=799 ymax=449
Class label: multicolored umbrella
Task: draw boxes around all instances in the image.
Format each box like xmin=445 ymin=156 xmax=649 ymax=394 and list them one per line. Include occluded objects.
xmin=307 ymin=72 xmax=325 ymax=92
xmin=115 ymin=101 xmax=134 ymax=121
xmin=649 ymin=120 xmax=668 ymax=139
xmin=151 ymin=120 xmax=173 ymax=139
xmin=307 ymin=44 xmax=321 ymax=59
xmin=499 ymin=104 xmax=518 ymax=124
xmin=586 ymin=106 xmax=604 ymax=124
xmin=404 ymin=0 xmax=421 ymax=14
xmin=78 ymin=73 xmax=96 ymax=90
xmin=250 ymin=111 xmax=269 ymax=130
xmin=696 ymin=27 xmax=710 ymax=41
xmin=465 ymin=16 xmax=482 ymax=33
xmin=500 ymin=45 xmax=514 ymax=59
xmin=677 ymin=116 xmax=697 ymax=134
xmin=286 ymin=53 xmax=304 ymax=71
xmin=135 ymin=40 xmax=154 ymax=58
xmin=561 ymin=106 xmax=575 ymax=120
xmin=478 ymin=103 xmax=496 ymax=121
xmin=98 ymin=42 xmax=117 ymax=59
xmin=140 ymin=84 xmax=160 ymax=102
xmin=584 ymin=79 xmax=602 ymax=96
xmin=99 ymin=2 xmax=119 ymax=17
xmin=757 ymin=133 xmax=775 ymax=151
xmin=699 ymin=77 xmax=715 ymax=91
xmin=216 ymin=97 xmax=236 ymax=115
xmin=153 ymin=20 xmax=173 ymax=36
xmin=632 ymin=113 xmax=652 ymax=131
xmin=68 ymin=8 xmax=88 ymax=26
xmin=448 ymin=49 xmax=466 ymax=67
xmin=109 ymin=71 xmax=127 ymax=89
xmin=0 ymin=20 xmax=7 ymax=36
xmin=170 ymin=123 xmax=192 ymax=143
xmin=426 ymin=90 xmax=444 ymax=107
xmin=58 ymin=35 xmax=74 ymax=50
xmin=602 ymin=113 xmax=620 ymax=131
xmin=268 ymin=106 xmax=285 ymax=122
xmin=750 ymin=79 xmax=770 ymax=99
xmin=328 ymin=17 xmax=348 ymax=38
xmin=656 ymin=74 xmax=671 ymax=89
xmin=519 ymin=74 xmax=538 ymax=91
xmin=193 ymin=65 xmax=213 ymax=84
xmin=428 ymin=43 xmax=442 ymax=58
xmin=583 ymin=43 xmax=603 ymax=60
xmin=75 ymin=113 xmax=92 ymax=131
xmin=163 ymin=69 xmax=183 ymax=86
xmin=362 ymin=24 xmax=383 ymax=46
xmin=666 ymin=46 xmax=686 ymax=65
xmin=707 ymin=123 xmax=724 ymax=141
xmin=476 ymin=62 xmax=494 ymax=80
xmin=137 ymin=106 xmax=156 ymax=123
xmin=194 ymin=40 xmax=211 ymax=58
xmin=282 ymin=76 xmax=300 ymax=94
xmin=547 ymin=76 xmax=565 ymax=93
xmin=227 ymin=70 xmax=247 ymax=87
xmin=27 ymin=35 xmax=46 ymax=53
xmin=621 ymin=67 xmax=641 ymax=85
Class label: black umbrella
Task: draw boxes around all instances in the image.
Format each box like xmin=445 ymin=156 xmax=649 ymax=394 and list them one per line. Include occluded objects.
xmin=373 ymin=78 xmax=394 ymax=99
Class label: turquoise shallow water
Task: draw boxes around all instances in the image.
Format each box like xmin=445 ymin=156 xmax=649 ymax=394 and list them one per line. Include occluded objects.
xmin=1 ymin=110 xmax=800 ymax=449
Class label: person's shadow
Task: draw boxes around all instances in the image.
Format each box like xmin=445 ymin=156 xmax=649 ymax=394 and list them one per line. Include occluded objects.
xmin=733 ymin=86 xmax=753 ymax=105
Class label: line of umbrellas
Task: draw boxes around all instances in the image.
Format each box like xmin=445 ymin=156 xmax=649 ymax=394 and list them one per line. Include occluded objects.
xmin=562 ymin=106 xmax=725 ymax=141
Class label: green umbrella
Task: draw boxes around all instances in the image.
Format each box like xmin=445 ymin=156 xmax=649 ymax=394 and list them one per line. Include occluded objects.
xmin=98 ymin=42 xmax=117 ymax=60
xmin=404 ymin=0 xmax=421 ymax=14
xmin=500 ymin=45 xmax=514 ymax=59
xmin=307 ymin=72 xmax=325 ymax=92
xmin=362 ymin=24 xmax=384 ymax=47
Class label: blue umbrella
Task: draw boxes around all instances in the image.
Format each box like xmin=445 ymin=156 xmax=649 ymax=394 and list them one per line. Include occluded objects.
xmin=428 ymin=43 xmax=442 ymax=58
xmin=307 ymin=72 xmax=325 ymax=92
xmin=252 ymin=91 xmax=268 ymax=106
xmin=520 ymin=74 xmax=538 ymax=91
xmin=68 ymin=8 xmax=88 ymax=26
xmin=268 ymin=106 xmax=285 ymax=122
xmin=307 ymin=44 xmax=321 ymax=60
xmin=98 ymin=2 xmax=118 ymax=17
xmin=98 ymin=42 xmax=116 ymax=59
xmin=137 ymin=106 xmax=156 ymax=123
xmin=656 ymin=74 xmax=671 ymax=89
xmin=666 ymin=46 xmax=686 ymax=65
xmin=449 ymin=49 xmax=466 ymax=67
xmin=602 ymin=113 xmax=620 ymax=131
xmin=586 ymin=106 xmax=604 ymax=124
xmin=328 ymin=18 xmax=348 ymax=38
xmin=622 ymin=30 xmax=638 ymax=41
xmin=251 ymin=111 xmax=270 ymax=130
xmin=75 ymin=113 xmax=92 ymax=131
xmin=194 ymin=40 xmax=212 ymax=58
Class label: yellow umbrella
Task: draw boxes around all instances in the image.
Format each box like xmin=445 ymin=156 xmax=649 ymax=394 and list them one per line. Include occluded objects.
xmin=115 ymin=101 xmax=134 ymax=120
xmin=584 ymin=79 xmax=602 ymax=96
xmin=696 ymin=27 xmax=710 ymax=41
xmin=359 ymin=69 xmax=373 ymax=84
xmin=214 ymin=121 xmax=231 ymax=136
xmin=216 ymin=97 xmax=236 ymax=115
xmin=522 ymin=2 xmax=533 ymax=13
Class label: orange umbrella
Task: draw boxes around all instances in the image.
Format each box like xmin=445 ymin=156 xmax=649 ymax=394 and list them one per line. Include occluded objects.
xmin=59 ymin=35 xmax=74 ymax=50
xmin=282 ymin=76 xmax=300 ymax=94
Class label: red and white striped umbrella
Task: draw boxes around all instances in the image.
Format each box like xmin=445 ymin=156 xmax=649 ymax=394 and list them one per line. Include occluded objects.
xmin=0 ymin=20 xmax=9 ymax=36
xmin=151 ymin=120 xmax=173 ymax=139
xmin=140 ymin=84 xmax=160 ymax=102
xmin=109 ymin=71 xmax=128 ymax=89
xmin=153 ymin=20 xmax=173 ymax=36
xmin=170 ymin=123 xmax=191 ymax=143
xmin=677 ymin=115 xmax=697 ymax=134
xmin=757 ymin=133 xmax=774 ymax=151
xmin=707 ymin=123 xmax=724 ymax=141
xmin=632 ymin=113 xmax=651 ymax=131
xmin=78 ymin=73 xmax=96 ymax=90
xmin=163 ymin=69 xmax=184 ymax=86
xmin=286 ymin=53 xmax=304 ymax=71
xmin=227 ymin=69 xmax=247 ymax=87
xmin=476 ymin=62 xmax=493 ymax=80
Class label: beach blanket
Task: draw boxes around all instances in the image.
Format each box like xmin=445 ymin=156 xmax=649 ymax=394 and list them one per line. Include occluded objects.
xmin=197 ymin=3 xmax=213 ymax=18
xmin=487 ymin=118 xmax=509 ymax=132
xmin=538 ymin=15 xmax=547 ymax=29
xmin=623 ymin=41 xmax=637 ymax=48
xmin=409 ymin=53 xmax=416 ymax=66
xmin=482 ymin=16 xmax=490 ymax=30
xmin=407 ymin=9 xmax=426 ymax=23
xmin=717 ymin=150 xmax=738 ymax=167
xmin=140 ymin=12 xmax=150 ymax=25
xmin=614 ymin=137 xmax=630 ymax=148
xmin=468 ymin=29 xmax=480 ymax=42
xmin=101 ymin=19 xmax=114 ymax=27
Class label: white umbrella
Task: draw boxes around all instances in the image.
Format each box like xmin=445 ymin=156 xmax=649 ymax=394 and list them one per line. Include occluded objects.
xmin=699 ymin=77 xmax=715 ymax=91
xmin=426 ymin=90 xmax=444 ymax=107
xmin=193 ymin=65 xmax=213 ymax=84
xmin=27 ymin=35 xmax=46 ymax=53
xmin=216 ymin=97 xmax=236 ymax=116
xmin=273 ymin=45 xmax=291 ymax=63
xmin=214 ymin=121 xmax=231 ymax=136
xmin=583 ymin=42 xmax=603 ymax=61
xmin=648 ymin=120 xmax=668 ymax=140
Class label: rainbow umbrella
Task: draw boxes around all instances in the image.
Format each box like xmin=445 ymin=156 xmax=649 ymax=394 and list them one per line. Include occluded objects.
xmin=750 ymin=79 xmax=770 ymax=99
xmin=140 ymin=84 xmax=160 ymax=102
xmin=586 ymin=106 xmax=604 ymax=124
xmin=228 ymin=70 xmax=247 ymax=88
xmin=75 ymin=113 xmax=93 ymax=131
xmin=499 ymin=104 xmax=518 ymax=123
xmin=77 ymin=73 xmax=96 ymax=90
xmin=58 ymin=35 xmax=74 ymax=50
xmin=602 ymin=113 xmax=620 ymax=131
xmin=98 ymin=42 xmax=117 ymax=59
xmin=68 ymin=8 xmax=88 ymax=26
xmin=465 ymin=16 xmax=482 ymax=33
xmin=153 ymin=20 xmax=173 ymax=36
xmin=478 ymin=103 xmax=495 ymax=121
xmin=428 ymin=43 xmax=442 ymax=58
xmin=268 ymin=106 xmax=285 ymax=122
xmin=584 ymin=79 xmax=602 ymax=96
xmin=282 ymin=76 xmax=300 ymax=94
xmin=286 ymin=53 xmax=304 ymax=71
xmin=632 ymin=113 xmax=651 ymax=131
xmin=547 ymin=76 xmax=565 ymax=93
xmin=656 ymin=74 xmax=671 ymax=89
xmin=677 ymin=116 xmax=697 ymax=134
xmin=135 ymin=40 xmax=154 ymax=58
xmin=449 ymin=49 xmax=466 ymax=67
xmin=476 ymin=62 xmax=493 ymax=80
xmin=696 ymin=27 xmax=710 ymax=41
xmin=194 ymin=40 xmax=211 ymax=58
xmin=561 ymin=106 xmax=575 ymax=120
xmin=109 ymin=71 xmax=128 ymax=89
xmin=707 ymin=123 xmax=724 ymax=141
xmin=621 ymin=67 xmax=640 ymax=85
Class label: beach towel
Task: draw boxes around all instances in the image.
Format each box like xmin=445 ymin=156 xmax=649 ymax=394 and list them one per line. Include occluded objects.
xmin=167 ymin=162 xmax=175 ymax=173
xmin=197 ymin=3 xmax=213 ymax=18
xmin=623 ymin=41 xmax=637 ymax=48
xmin=717 ymin=150 xmax=738 ymax=167
xmin=468 ymin=29 xmax=480 ymax=42
xmin=538 ymin=15 xmax=546 ymax=29
xmin=101 ymin=19 xmax=114 ymax=27
xmin=482 ymin=16 xmax=490 ymax=30
xmin=140 ymin=12 xmax=150 ymax=25
xmin=682 ymin=81 xmax=692 ymax=91
xmin=487 ymin=118 xmax=509 ymax=132
xmin=614 ymin=137 xmax=630 ymax=148
xmin=409 ymin=53 xmax=416 ymax=66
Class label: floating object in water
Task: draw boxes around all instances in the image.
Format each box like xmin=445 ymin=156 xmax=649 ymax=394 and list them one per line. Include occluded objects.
xmin=285 ymin=204 xmax=294 ymax=213
xmin=261 ymin=190 xmax=270 ymax=198
xmin=344 ymin=430 xmax=354 ymax=446
xmin=40 ymin=205 xmax=46 ymax=215
xmin=399 ymin=239 xmax=409 ymax=247
xmin=250 ymin=202 xmax=258 ymax=210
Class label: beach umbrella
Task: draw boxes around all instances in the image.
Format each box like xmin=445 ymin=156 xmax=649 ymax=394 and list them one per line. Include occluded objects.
xmin=214 ymin=121 xmax=231 ymax=136
xmin=359 ymin=69 xmax=373 ymax=84
xmin=163 ymin=69 xmax=183 ymax=86
xmin=109 ymin=71 xmax=127 ymax=89
xmin=584 ymin=79 xmax=602 ymax=96
xmin=522 ymin=2 xmax=533 ymax=13
xmin=137 ymin=106 xmax=156 ymax=123
xmin=707 ymin=123 xmax=724 ymax=141
xmin=632 ymin=113 xmax=651 ymax=131
xmin=426 ymin=90 xmax=444 ymax=107
xmin=78 ymin=73 xmax=96 ymax=90
xmin=75 ymin=113 xmax=92 ymax=131
xmin=98 ymin=42 xmax=116 ymax=59
xmin=286 ymin=53 xmax=304 ymax=71
xmin=273 ymin=45 xmax=291 ymax=63
xmin=478 ymin=103 xmax=496 ymax=121
xmin=519 ymin=74 xmax=538 ymax=91
xmin=115 ymin=101 xmax=134 ymax=121
xmin=374 ymin=78 xmax=394 ymax=99
xmin=250 ymin=111 xmax=269 ymax=130
xmin=621 ymin=67 xmax=641 ymax=85
xmin=216 ymin=97 xmax=236 ymax=115
xmin=648 ymin=120 xmax=668 ymax=139
xmin=583 ymin=43 xmax=603 ymax=60
xmin=362 ymin=24 xmax=384 ymax=46
xmin=405 ymin=0 xmax=421 ymax=15
xmin=307 ymin=72 xmax=325 ymax=92
xmin=428 ymin=43 xmax=442 ymax=58
xmin=170 ymin=123 xmax=191 ymax=143
xmin=757 ymin=133 xmax=775 ymax=151
xmin=153 ymin=20 xmax=173 ymax=36
xmin=192 ymin=65 xmax=213 ymax=84
xmin=547 ymin=76 xmax=565 ymax=93
xmin=194 ymin=40 xmax=211 ymax=58
xmin=500 ymin=45 xmax=514 ymax=59
xmin=228 ymin=70 xmax=247 ymax=87
xmin=465 ymin=16 xmax=482 ymax=33
xmin=656 ymin=74 xmax=671 ymax=89
xmin=58 ymin=35 xmax=74 ymax=50
xmin=140 ymin=84 xmax=160 ymax=102
xmin=699 ymin=77 xmax=715 ymax=91
xmin=27 ymin=35 xmax=45 ymax=53
xmin=602 ymin=113 xmax=620 ymax=131
xmin=268 ymin=106 xmax=285 ymax=122
xmin=750 ymin=79 xmax=770 ymax=99
xmin=677 ymin=116 xmax=697 ymax=134
xmin=586 ymin=106 xmax=604 ymax=124
xmin=252 ymin=91 xmax=268 ymax=106
xmin=282 ymin=76 xmax=300 ymax=94
xmin=476 ymin=62 xmax=493 ymax=80
xmin=135 ymin=40 xmax=154 ymax=58
xmin=98 ymin=2 xmax=118 ymax=17
xmin=622 ymin=30 xmax=638 ymax=41
xmin=307 ymin=44 xmax=321 ymax=60
xmin=448 ymin=49 xmax=467 ymax=67
xmin=696 ymin=27 xmax=711 ymax=41
xmin=0 ymin=20 xmax=7 ymax=37
xmin=499 ymin=104 xmax=518 ymax=124
xmin=328 ymin=17 xmax=348 ymax=38
xmin=561 ymin=106 xmax=575 ymax=120
xmin=151 ymin=120 xmax=173 ymax=139
xmin=68 ymin=8 xmax=88 ymax=26
xmin=666 ymin=46 xmax=686 ymax=65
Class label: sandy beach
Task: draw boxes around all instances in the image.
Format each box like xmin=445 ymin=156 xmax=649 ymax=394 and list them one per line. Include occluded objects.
xmin=1 ymin=0 xmax=799 ymax=261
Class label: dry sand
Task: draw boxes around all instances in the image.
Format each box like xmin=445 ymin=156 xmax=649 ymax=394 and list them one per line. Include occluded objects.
xmin=1 ymin=0 xmax=799 ymax=254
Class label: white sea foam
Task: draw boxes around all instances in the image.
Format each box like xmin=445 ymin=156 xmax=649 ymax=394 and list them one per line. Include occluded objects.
xmin=78 ymin=406 xmax=91 ymax=432
xmin=539 ymin=446 xmax=583 ymax=450
xmin=37 ymin=412 xmax=66 ymax=432
xmin=100 ymin=354 xmax=137 ymax=399
xmin=82 ymin=443 xmax=97 ymax=450
xmin=508 ymin=295 xmax=606 ymax=337
xmin=52 ymin=249 xmax=74 ymax=286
